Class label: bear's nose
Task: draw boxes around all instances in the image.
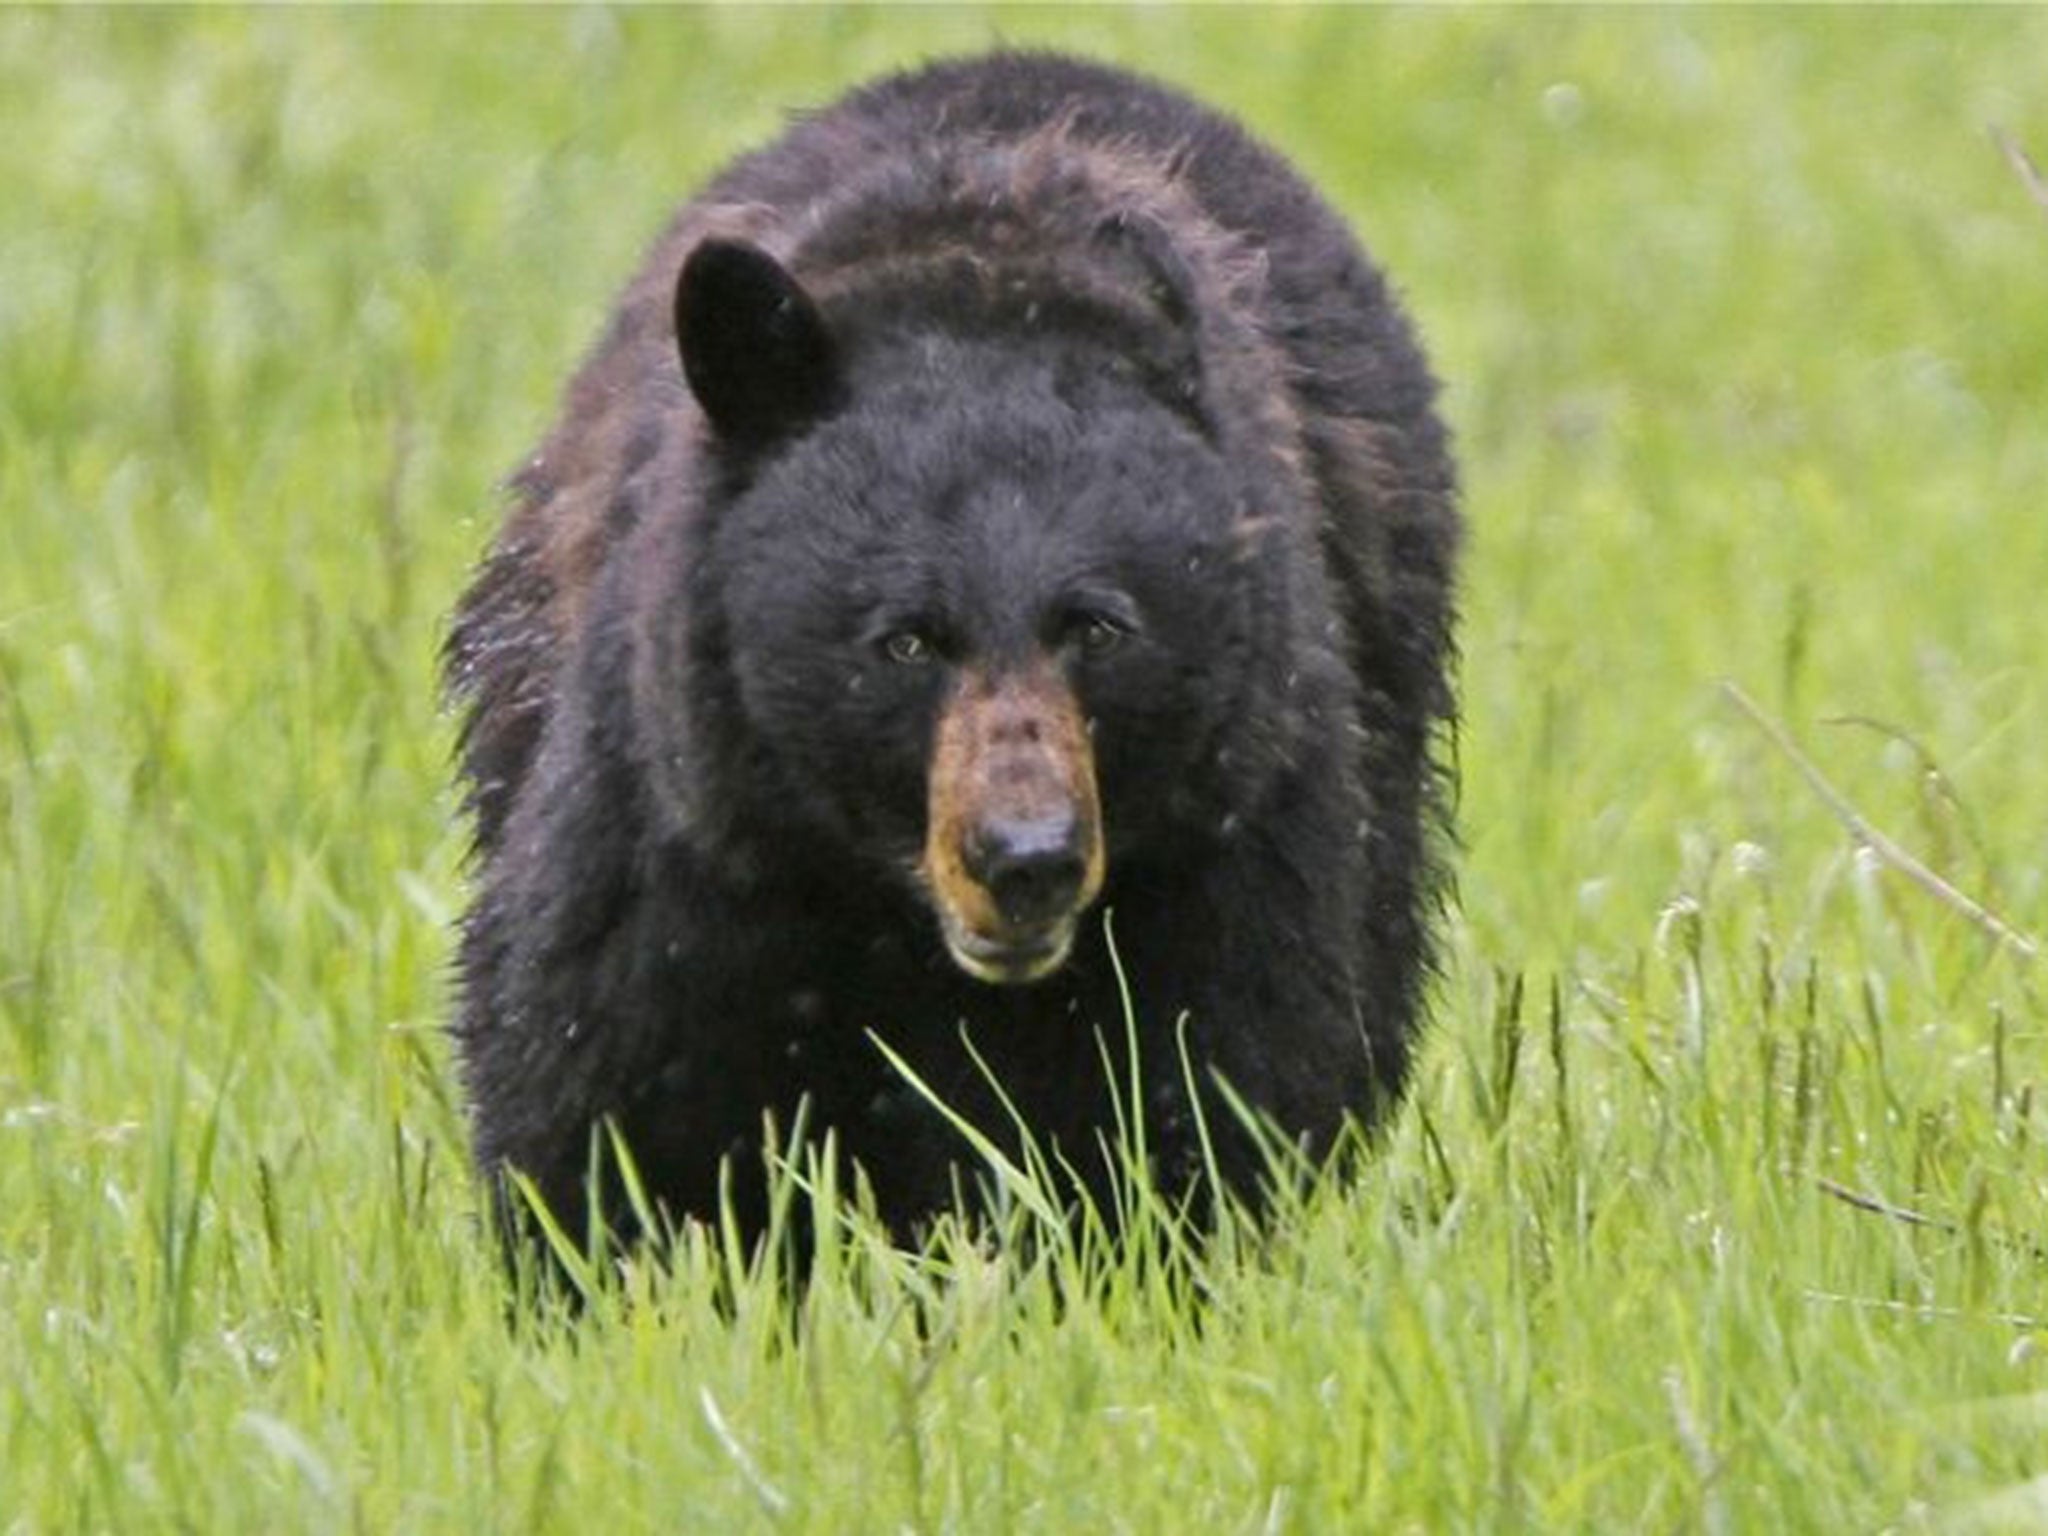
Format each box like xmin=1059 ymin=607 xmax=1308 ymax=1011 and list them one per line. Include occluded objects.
xmin=964 ymin=812 xmax=1090 ymax=929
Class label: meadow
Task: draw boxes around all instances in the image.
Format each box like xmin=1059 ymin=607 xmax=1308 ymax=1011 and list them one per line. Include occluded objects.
xmin=4 ymin=8 xmax=2047 ymax=1531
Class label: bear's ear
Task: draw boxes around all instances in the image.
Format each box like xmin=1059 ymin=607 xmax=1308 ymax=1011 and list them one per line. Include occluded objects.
xmin=1094 ymin=210 xmax=1201 ymax=333
xmin=1092 ymin=210 xmax=1210 ymax=426
xmin=674 ymin=239 xmax=840 ymax=447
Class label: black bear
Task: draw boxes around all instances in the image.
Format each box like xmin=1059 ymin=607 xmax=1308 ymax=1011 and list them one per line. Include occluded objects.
xmin=446 ymin=52 xmax=1459 ymax=1257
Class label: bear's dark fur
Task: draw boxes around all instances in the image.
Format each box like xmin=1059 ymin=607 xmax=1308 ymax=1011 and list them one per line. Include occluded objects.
xmin=446 ymin=52 xmax=1459 ymax=1255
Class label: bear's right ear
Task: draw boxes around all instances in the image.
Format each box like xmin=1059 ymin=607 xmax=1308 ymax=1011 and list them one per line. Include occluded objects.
xmin=674 ymin=239 xmax=841 ymax=447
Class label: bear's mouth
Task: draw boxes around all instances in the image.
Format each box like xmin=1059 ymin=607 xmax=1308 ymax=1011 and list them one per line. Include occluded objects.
xmin=938 ymin=911 xmax=1078 ymax=986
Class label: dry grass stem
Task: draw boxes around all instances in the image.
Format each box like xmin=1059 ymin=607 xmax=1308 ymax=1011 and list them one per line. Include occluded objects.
xmin=1721 ymin=681 xmax=2041 ymax=962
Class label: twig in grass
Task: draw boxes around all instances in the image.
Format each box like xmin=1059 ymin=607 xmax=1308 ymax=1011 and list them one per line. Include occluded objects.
xmin=1800 ymin=1288 xmax=2046 ymax=1331
xmin=1993 ymin=126 xmax=2048 ymax=225
xmin=1815 ymin=1175 xmax=2048 ymax=1266
xmin=1822 ymin=712 xmax=1998 ymax=880
xmin=1719 ymin=682 xmax=2041 ymax=962
xmin=1815 ymin=1175 xmax=1949 ymax=1235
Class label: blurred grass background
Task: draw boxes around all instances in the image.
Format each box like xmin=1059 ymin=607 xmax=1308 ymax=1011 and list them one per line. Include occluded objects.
xmin=4 ymin=8 xmax=2047 ymax=1531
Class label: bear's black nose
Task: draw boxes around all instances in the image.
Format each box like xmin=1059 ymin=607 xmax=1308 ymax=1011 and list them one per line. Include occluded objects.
xmin=966 ymin=813 xmax=1090 ymax=929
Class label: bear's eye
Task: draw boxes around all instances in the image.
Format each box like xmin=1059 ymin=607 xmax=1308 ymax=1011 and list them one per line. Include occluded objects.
xmin=1069 ymin=613 xmax=1132 ymax=659
xmin=882 ymin=629 xmax=936 ymax=666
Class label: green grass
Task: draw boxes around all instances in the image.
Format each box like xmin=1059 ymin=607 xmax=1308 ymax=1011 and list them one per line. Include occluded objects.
xmin=5 ymin=8 xmax=2048 ymax=1531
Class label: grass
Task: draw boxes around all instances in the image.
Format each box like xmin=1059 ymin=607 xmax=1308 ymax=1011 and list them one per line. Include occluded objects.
xmin=4 ymin=7 xmax=2048 ymax=1531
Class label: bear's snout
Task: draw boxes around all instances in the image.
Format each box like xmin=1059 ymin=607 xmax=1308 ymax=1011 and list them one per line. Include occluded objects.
xmin=963 ymin=809 xmax=1092 ymax=930
xmin=923 ymin=665 xmax=1106 ymax=986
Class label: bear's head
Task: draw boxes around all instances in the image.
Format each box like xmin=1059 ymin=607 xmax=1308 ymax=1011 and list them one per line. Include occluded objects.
xmin=658 ymin=237 xmax=1301 ymax=985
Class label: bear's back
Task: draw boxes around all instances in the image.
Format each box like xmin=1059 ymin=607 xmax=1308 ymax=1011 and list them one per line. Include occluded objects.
xmin=693 ymin=54 xmax=1415 ymax=415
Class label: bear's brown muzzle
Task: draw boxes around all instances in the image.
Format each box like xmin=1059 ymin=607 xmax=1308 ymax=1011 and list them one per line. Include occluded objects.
xmin=922 ymin=663 xmax=1105 ymax=985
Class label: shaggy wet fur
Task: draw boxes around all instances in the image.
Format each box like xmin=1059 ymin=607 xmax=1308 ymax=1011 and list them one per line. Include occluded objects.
xmin=446 ymin=52 xmax=1460 ymax=1254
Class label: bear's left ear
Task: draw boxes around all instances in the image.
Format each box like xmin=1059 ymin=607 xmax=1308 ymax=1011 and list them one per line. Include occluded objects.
xmin=674 ymin=239 xmax=840 ymax=447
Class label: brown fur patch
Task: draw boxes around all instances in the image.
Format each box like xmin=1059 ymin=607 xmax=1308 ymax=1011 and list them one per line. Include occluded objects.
xmin=922 ymin=663 xmax=1106 ymax=962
